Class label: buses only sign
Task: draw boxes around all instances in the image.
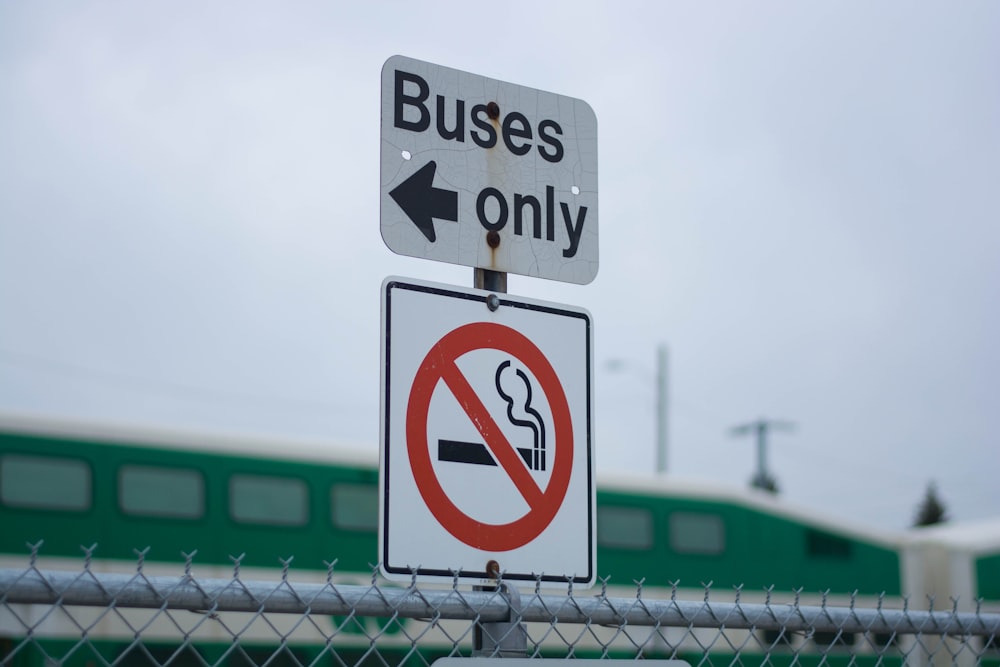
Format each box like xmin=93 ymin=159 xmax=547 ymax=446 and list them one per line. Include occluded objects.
xmin=380 ymin=56 xmax=599 ymax=285
xmin=379 ymin=277 xmax=595 ymax=587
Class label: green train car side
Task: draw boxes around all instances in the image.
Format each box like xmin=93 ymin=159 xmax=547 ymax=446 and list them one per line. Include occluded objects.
xmin=0 ymin=424 xmax=379 ymax=573
xmin=595 ymin=481 xmax=902 ymax=595
xmin=3 ymin=417 xmax=998 ymax=667
xmin=0 ymin=417 xmax=905 ymax=596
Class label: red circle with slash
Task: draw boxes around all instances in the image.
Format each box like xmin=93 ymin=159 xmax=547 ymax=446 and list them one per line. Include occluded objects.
xmin=405 ymin=321 xmax=574 ymax=552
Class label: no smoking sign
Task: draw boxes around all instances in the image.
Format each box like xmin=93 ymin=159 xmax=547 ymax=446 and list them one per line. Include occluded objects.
xmin=379 ymin=277 xmax=595 ymax=587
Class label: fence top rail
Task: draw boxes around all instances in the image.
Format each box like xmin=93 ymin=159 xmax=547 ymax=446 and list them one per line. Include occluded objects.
xmin=2 ymin=568 xmax=998 ymax=638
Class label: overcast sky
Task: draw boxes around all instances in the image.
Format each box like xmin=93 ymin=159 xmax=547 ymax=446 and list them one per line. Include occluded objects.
xmin=1 ymin=2 xmax=997 ymax=533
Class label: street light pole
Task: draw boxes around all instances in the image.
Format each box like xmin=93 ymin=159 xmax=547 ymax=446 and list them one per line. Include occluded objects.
xmin=655 ymin=344 xmax=668 ymax=475
xmin=606 ymin=343 xmax=669 ymax=475
xmin=607 ymin=343 xmax=669 ymax=475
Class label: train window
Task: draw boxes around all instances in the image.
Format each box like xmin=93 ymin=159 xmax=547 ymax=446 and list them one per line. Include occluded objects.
xmin=116 ymin=644 xmax=203 ymax=667
xmin=119 ymin=465 xmax=204 ymax=519
xmin=812 ymin=630 xmax=856 ymax=647
xmin=596 ymin=506 xmax=653 ymax=549
xmin=331 ymin=483 xmax=378 ymax=532
xmin=668 ymin=511 xmax=725 ymax=555
xmin=230 ymin=647 xmax=309 ymax=667
xmin=0 ymin=454 xmax=90 ymax=511
xmin=230 ymin=474 xmax=308 ymax=526
xmin=761 ymin=628 xmax=792 ymax=647
xmin=805 ymin=528 xmax=852 ymax=559
xmin=871 ymin=632 xmax=899 ymax=649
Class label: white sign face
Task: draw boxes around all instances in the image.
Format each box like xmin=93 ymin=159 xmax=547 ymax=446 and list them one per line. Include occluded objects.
xmin=380 ymin=56 xmax=599 ymax=285
xmin=379 ymin=277 xmax=595 ymax=587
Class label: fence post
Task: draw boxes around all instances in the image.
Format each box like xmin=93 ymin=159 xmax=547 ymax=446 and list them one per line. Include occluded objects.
xmin=473 ymin=582 xmax=527 ymax=657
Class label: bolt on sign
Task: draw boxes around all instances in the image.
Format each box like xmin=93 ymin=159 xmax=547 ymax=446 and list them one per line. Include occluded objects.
xmin=379 ymin=277 xmax=595 ymax=587
xmin=380 ymin=55 xmax=599 ymax=285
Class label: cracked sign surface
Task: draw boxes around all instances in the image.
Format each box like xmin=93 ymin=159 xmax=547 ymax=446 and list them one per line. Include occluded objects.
xmin=380 ymin=55 xmax=598 ymax=285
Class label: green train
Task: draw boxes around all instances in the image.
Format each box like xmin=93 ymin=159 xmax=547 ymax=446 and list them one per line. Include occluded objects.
xmin=1 ymin=414 xmax=996 ymax=667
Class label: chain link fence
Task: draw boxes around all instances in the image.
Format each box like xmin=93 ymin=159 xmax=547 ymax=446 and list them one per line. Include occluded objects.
xmin=1 ymin=546 xmax=998 ymax=667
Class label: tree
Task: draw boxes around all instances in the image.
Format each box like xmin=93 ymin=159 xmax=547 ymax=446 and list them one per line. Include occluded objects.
xmin=913 ymin=481 xmax=949 ymax=527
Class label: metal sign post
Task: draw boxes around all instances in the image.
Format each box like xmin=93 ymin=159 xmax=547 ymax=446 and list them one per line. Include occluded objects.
xmin=377 ymin=54 xmax=600 ymax=657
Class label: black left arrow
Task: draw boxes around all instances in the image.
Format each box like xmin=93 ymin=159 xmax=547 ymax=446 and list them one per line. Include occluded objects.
xmin=388 ymin=161 xmax=458 ymax=243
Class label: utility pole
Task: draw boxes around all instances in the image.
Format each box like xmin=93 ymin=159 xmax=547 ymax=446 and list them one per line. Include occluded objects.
xmin=730 ymin=418 xmax=794 ymax=493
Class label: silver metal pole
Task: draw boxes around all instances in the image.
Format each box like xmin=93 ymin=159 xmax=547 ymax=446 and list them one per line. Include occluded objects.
xmin=756 ymin=420 xmax=767 ymax=485
xmin=655 ymin=344 xmax=668 ymax=474
xmin=475 ymin=268 xmax=507 ymax=293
